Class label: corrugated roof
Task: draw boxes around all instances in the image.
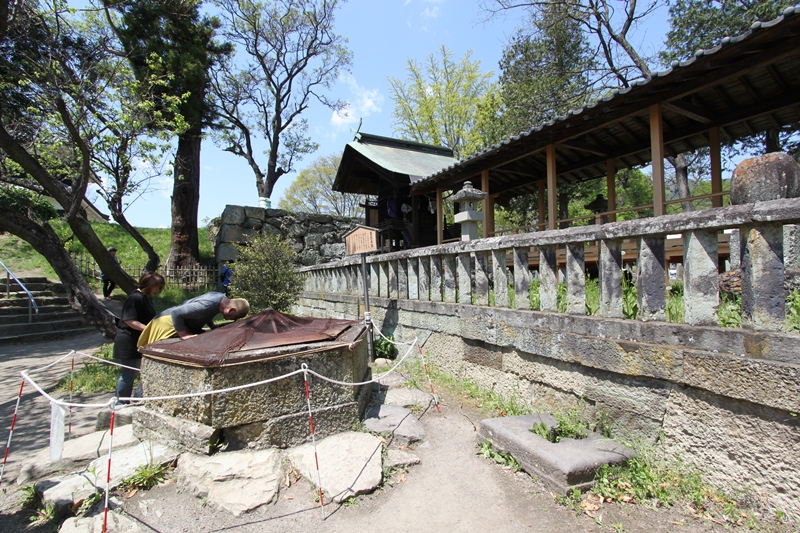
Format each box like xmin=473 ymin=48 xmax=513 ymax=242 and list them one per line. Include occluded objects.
xmin=411 ymin=6 xmax=800 ymax=201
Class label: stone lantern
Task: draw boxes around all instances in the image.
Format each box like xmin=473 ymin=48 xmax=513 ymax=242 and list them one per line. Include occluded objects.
xmin=452 ymin=181 xmax=487 ymax=241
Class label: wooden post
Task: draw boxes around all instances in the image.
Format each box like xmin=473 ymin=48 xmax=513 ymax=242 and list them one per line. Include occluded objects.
xmin=606 ymin=159 xmax=617 ymax=223
xmin=547 ymin=144 xmax=557 ymax=230
xmin=537 ymin=181 xmax=546 ymax=230
xmin=710 ymin=126 xmax=723 ymax=208
xmin=650 ymin=104 xmax=666 ymax=216
xmin=482 ymin=170 xmax=494 ymax=238
xmin=436 ymin=187 xmax=443 ymax=244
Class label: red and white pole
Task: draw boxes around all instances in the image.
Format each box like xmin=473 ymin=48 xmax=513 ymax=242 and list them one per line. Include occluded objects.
xmin=301 ymin=363 xmax=325 ymax=519
xmin=417 ymin=345 xmax=441 ymax=413
xmin=0 ymin=379 xmax=25 ymax=487
xmin=102 ymin=406 xmax=116 ymax=533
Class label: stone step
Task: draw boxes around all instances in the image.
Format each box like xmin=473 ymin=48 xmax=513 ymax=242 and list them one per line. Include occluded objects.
xmin=0 ymin=282 xmax=50 ymax=293
xmin=0 ymin=311 xmax=86 ymax=325
xmin=0 ymin=326 xmax=98 ymax=346
xmin=0 ymin=317 xmax=89 ymax=338
xmin=0 ymin=295 xmax=70 ymax=308
xmin=0 ymin=305 xmax=74 ymax=316
xmin=9 ymin=276 xmax=49 ymax=285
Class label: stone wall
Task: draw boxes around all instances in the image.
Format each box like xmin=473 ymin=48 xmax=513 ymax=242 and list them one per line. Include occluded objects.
xmin=215 ymin=205 xmax=360 ymax=266
xmin=294 ymin=291 xmax=800 ymax=517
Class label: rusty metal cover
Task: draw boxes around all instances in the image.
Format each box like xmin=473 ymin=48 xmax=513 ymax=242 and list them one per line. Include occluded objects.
xmin=139 ymin=309 xmax=362 ymax=367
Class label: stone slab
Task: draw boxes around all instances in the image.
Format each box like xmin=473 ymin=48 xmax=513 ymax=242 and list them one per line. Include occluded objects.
xmin=176 ymin=449 xmax=281 ymax=516
xmin=287 ymin=431 xmax=383 ymax=503
xmin=479 ymin=414 xmax=634 ymax=495
xmin=38 ymin=442 xmax=180 ymax=512
xmin=383 ymin=388 xmax=434 ymax=409
xmin=364 ymin=404 xmax=426 ymax=445
xmin=17 ymin=425 xmax=139 ymax=486
xmin=383 ymin=448 xmax=420 ymax=470
xmin=132 ymin=408 xmax=221 ymax=455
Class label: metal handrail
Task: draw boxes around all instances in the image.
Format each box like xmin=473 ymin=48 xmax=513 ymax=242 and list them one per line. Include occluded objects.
xmin=0 ymin=259 xmax=39 ymax=323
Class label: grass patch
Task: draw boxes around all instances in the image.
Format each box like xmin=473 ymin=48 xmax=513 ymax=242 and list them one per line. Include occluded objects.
xmin=56 ymin=344 xmax=120 ymax=394
xmin=477 ymin=439 xmax=521 ymax=472
xmin=120 ymin=462 xmax=170 ymax=491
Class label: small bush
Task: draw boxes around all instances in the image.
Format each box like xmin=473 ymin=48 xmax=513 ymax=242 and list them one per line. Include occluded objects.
xmin=231 ymin=232 xmax=304 ymax=313
xmin=374 ymin=334 xmax=398 ymax=359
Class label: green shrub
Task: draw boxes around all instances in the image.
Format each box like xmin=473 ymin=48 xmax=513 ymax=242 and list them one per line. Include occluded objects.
xmin=374 ymin=334 xmax=398 ymax=359
xmin=231 ymin=232 xmax=304 ymax=313
xmin=56 ymin=344 xmax=120 ymax=393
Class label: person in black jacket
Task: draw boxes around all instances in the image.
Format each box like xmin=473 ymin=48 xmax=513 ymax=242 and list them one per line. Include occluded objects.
xmin=113 ymin=272 xmax=165 ymax=403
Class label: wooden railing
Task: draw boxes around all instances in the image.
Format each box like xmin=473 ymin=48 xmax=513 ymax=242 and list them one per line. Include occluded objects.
xmin=70 ymin=252 xmax=219 ymax=291
xmin=300 ymin=197 xmax=800 ymax=333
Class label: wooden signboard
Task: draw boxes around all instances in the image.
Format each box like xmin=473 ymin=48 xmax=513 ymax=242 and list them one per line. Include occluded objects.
xmin=344 ymin=225 xmax=378 ymax=255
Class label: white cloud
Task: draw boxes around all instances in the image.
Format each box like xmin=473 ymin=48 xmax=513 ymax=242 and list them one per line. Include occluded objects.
xmin=329 ymin=74 xmax=384 ymax=131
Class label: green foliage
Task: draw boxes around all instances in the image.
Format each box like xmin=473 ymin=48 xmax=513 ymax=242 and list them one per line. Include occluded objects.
xmin=0 ymin=186 xmax=58 ymax=222
xmin=529 ymin=278 xmax=540 ymax=310
xmin=374 ymin=334 xmax=399 ymax=359
xmin=121 ymin=462 xmax=169 ymax=491
xmin=477 ymin=439 xmax=521 ymax=472
xmin=622 ymin=276 xmax=638 ymax=320
xmin=616 ymin=169 xmax=654 ymax=220
xmin=530 ymin=421 xmax=551 ymax=441
xmin=555 ymin=487 xmax=583 ymax=514
xmin=29 ymin=501 xmax=57 ymax=526
xmin=786 ymin=290 xmax=800 ymax=332
xmin=718 ymin=294 xmax=742 ymax=328
xmin=388 ymin=45 xmax=497 ymax=158
xmin=553 ymin=408 xmax=590 ymax=441
xmin=56 ymin=344 xmax=120 ymax=394
xmin=20 ymin=485 xmax=42 ymax=510
xmin=593 ymin=447 xmax=706 ymax=507
xmin=278 ymin=154 xmax=365 ymax=217
xmin=231 ymin=232 xmax=304 ymax=313
xmin=666 ymin=280 xmax=684 ymax=323
xmin=585 ymin=277 xmax=600 ymax=315
xmin=75 ymin=490 xmax=104 ymax=515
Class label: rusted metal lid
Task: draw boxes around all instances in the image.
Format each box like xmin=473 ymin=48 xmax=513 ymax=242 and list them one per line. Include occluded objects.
xmin=139 ymin=309 xmax=363 ymax=367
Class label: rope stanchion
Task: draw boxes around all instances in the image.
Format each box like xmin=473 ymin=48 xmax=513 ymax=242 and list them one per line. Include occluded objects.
xmin=102 ymin=406 xmax=116 ymax=533
xmin=0 ymin=379 xmax=25 ymax=487
xmin=68 ymin=352 xmax=75 ymax=436
xmin=417 ymin=345 xmax=441 ymax=413
xmin=301 ymin=364 xmax=326 ymax=519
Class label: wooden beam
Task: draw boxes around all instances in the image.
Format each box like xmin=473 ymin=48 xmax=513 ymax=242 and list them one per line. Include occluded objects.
xmin=663 ymin=100 xmax=715 ymax=124
xmin=538 ymin=180 xmax=546 ymax=227
xmin=709 ymin=127 xmax=723 ymax=208
xmin=547 ymin=144 xmax=557 ymax=230
xmin=559 ymin=140 xmax=608 ymax=157
xmin=650 ymin=104 xmax=666 ymax=216
xmin=436 ymin=187 xmax=443 ymax=245
xmin=606 ymin=159 xmax=617 ymax=223
xmin=482 ymin=170 xmax=494 ymax=238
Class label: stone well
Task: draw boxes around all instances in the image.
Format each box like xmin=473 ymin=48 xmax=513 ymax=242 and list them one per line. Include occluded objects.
xmin=136 ymin=311 xmax=371 ymax=451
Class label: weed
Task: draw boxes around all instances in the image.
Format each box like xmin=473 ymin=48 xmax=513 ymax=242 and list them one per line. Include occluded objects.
xmin=622 ymin=277 xmax=638 ymax=320
xmin=786 ymin=290 xmax=800 ymax=332
xmin=120 ymin=462 xmax=169 ymax=491
xmin=530 ymin=421 xmax=551 ymax=441
xmin=477 ymin=439 xmax=521 ymax=472
xmin=611 ymin=523 xmax=627 ymax=533
xmin=553 ymin=408 xmax=590 ymax=441
xmin=374 ymin=334 xmax=399 ymax=359
xmin=20 ymin=485 xmax=41 ymax=510
xmin=29 ymin=501 xmax=57 ymax=526
xmin=719 ymin=294 xmax=742 ymax=328
xmin=341 ymin=496 xmax=357 ymax=508
xmin=666 ymin=280 xmax=684 ymax=323
xmin=75 ymin=490 xmax=103 ymax=515
xmin=555 ymin=488 xmax=583 ymax=515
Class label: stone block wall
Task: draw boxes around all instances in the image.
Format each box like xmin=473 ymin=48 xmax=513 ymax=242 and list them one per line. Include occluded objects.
xmin=294 ymin=291 xmax=800 ymax=517
xmin=215 ymin=205 xmax=360 ymax=266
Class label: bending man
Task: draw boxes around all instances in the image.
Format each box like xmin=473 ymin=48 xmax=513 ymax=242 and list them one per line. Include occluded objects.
xmin=138 ymin=291 xmax=250 ymax=348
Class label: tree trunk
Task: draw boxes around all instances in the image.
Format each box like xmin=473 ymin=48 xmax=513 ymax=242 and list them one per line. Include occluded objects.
xmin=0 ymin=206 xmax=117 ymax=339
xmin=766 ymin=128 xmax=781 ymax=153
xmin=668 ymin=154 xmax=694 ymax=212
xmin=109 ymin=207 xmax=161 ymax=273
xmin=167 ymin=131 xmax=202 ymax=270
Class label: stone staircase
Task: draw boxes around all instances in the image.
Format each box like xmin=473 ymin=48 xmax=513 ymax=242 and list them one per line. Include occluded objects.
xmin=0 ymin=277 xmax=96 ymax=345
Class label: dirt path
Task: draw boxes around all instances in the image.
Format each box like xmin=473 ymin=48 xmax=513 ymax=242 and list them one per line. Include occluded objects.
xmin=0 ymin=330 xmax=790 ymax=533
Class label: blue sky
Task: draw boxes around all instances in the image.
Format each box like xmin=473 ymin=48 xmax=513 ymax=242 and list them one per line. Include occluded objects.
xmin=105 ymin=0 xmax=670 ymax=228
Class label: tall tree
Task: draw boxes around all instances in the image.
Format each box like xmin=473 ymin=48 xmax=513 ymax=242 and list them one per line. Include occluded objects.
xmin=103 ymin=0 xmax=230 ymax=270
xmin=663 ymin=0 xmax=797 ymax=154
xmin=388 ymin=45 xmax=498 ymax=158
xmin=498 ymin=2 xmax=595 ymax=134
xmin=0 ymin=2 xmax=123 ymax=336
xmin=212 ymin=0 xmax=351 ymax=205
xmin=278 ymin=154 xmax=363 ymax=217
